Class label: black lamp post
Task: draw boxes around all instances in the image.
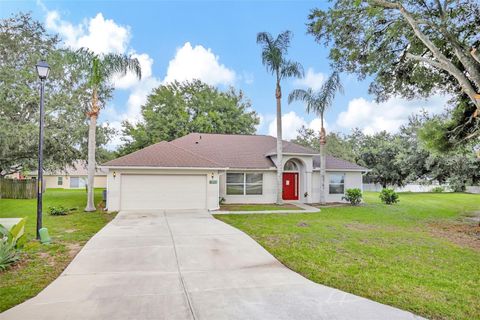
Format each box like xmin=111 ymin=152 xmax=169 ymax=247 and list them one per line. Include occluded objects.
xmin=35 ymin=60 xmax=50 ymax=240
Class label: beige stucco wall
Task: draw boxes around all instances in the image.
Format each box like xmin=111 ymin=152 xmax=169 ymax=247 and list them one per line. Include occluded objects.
xmin=312 ymin=171 xmax=364 ymax=203
xmin=106 ymin=168 xmax=220 ymax=211
xmin=41 ymin=175 xmax=106 ymax=189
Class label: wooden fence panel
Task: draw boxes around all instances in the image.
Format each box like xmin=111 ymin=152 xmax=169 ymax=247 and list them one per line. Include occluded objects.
xmin=0 ymin=179 xmax=37 ymax=199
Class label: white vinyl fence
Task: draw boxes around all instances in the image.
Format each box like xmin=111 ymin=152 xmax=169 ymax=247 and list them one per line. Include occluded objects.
xmin=363 ymin=183 xmax=453 ymax=193
xmin=466 ymin=186 xmax=480 ymax=194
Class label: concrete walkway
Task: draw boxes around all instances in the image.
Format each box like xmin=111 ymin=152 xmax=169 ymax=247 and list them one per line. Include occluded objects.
xmin=1 ymin=210 xmax=423 ymax=320
xmin=213 ymin=202 xmax=319 ymax=214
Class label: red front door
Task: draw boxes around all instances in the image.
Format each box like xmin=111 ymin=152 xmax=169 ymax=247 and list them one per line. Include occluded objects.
xmin=283 ymin=172 xmax=298 ymax=200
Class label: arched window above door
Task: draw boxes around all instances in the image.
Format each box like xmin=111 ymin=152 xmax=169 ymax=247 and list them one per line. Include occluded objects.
xmin=284 ymin=160 xmax=298 ymax=171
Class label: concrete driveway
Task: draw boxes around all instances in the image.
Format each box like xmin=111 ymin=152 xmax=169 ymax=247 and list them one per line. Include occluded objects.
xmin=1 ymin=210 xmax=423 ymax=320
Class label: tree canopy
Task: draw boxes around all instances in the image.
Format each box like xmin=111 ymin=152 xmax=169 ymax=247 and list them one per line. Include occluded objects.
xmin=118 ymin=80 xmax=260 ymax=155
xmin=308 ymin=0 xmax=480 ymax=148
xmin=0 ymin=13 xmax=114 ymax=176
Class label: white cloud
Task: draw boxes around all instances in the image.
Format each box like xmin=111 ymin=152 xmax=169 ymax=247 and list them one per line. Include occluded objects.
xmin=293 ymin=68 xmax=325 ymax=91
xmin=46 ymin=11 xmax=130 ymax=54
xmin=336 ymin=95 xmax=449 ymax=134
xmin=163 ymin=42 xmax=236 ymax=86
xmin=268 ymin=111 xmax=328 ymax=141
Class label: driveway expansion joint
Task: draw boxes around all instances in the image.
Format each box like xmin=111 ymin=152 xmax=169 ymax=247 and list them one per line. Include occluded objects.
xmin=163 ymin=210 xmax=198 ymax=320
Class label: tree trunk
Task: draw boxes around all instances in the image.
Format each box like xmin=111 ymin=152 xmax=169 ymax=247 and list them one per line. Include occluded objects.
xmin=275 ymin=82 xmax=283 ymax=205
xmin=319 ymin=123 xmax=326 ymax=205
xmin=85 ymin=90 xmax=98 ymax=212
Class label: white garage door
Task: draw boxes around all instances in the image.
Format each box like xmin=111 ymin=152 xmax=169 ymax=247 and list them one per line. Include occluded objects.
xmin=120 ymin=174 xmax=207 ymax=210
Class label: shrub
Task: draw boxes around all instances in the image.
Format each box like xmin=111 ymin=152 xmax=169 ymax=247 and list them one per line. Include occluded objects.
xmin=0 ymin=219 xmax=25 ymax=271
xmin=0 ymin=218 xmax=26 ymax=248
xmin=48 ymin=205 xmax=69 ymax=216
xmin=379 ymin=188 xmax=399 ymax=205
xmin=0 ymin=239 xmax=20 ymax=271
xmin=342 ymin=188 xmax=363 ymax=206
xmin=431 ymin=186 xmax=445 ymax=193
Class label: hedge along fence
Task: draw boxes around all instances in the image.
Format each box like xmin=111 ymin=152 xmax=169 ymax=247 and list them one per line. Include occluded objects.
xmin=0 ymin=179 xmax=36 ymax=199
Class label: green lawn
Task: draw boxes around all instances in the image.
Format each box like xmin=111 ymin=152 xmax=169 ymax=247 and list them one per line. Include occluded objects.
xmin=215 ymin=192 xmax=480 ymax=320
xmin=219 ymin=203 xmax=302 ymax=211
xmin=0 ymin=189 xmax=116 ymax=312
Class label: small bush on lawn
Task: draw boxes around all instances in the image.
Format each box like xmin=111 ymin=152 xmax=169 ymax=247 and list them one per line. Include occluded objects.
xmin=342 ymin=188 xmax=363 ymax=206
xmin=0 ymin=219 xmax=26 ymax=271
xmin=431 ymin=186 xmax=445 ymax=193
xmin=0 ymin=239 xmax=20 ymax=271
xmin=379 ymin=188 xmax=399 ymax=205
xmin=48 ymin=205 xmax=73 ymax=216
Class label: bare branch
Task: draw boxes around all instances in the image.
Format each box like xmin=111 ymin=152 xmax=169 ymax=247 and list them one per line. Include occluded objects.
xmin=471 ymin=48 xmax=480 ymax=64
xmin=405 ymin=53 xmax=444 ymax=69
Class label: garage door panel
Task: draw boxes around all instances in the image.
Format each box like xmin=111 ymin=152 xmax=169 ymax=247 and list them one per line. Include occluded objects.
xmin=121 ymin=174 xmax=207 ymax=210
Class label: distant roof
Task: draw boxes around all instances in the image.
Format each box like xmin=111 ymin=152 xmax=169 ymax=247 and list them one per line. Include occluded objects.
xmin=31 ymin=160 xmax=107 ymax=176
xmin=104 ymin=133 xmax=367 ymax=171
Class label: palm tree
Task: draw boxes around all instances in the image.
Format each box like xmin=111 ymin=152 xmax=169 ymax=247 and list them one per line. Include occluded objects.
xmin=288 ymin=71 xmax=343 ymax=204
xmin=257 ymin=31 xmax=303 ymax=204
xmin=76 ymin=49 xmax=141 ymax=211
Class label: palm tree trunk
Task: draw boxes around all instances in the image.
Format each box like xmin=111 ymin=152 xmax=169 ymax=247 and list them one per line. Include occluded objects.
xmin=319 ymin=120 xmax=326 ymax=205
xmin=275 ymin=82 xmax=283 ymax=205
xmin=85 ymin=89 xmax=98 ymax=212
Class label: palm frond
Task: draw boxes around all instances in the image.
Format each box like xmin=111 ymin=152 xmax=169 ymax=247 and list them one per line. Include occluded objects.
xmin=315 ymin=71 xmax=343 ymax=115
xmin=256 ymin=32 xmax=274 ymax=46
xmin=288 ymin=88 xmax=311 ymax=105
xmin=101 ymin=53 xmax=142 ymax=80
xmin=280 ymin=60 xmax=304 ymax=80
xmin=274 ymin=30 xmax=292 ymax=54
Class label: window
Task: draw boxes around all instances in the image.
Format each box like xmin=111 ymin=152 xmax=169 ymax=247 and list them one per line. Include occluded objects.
xmin=57 ymin=176 xmax=63 ymax=186
xmin=284 ymin=160 xmax=298 ymax=171
xmin=226 ymin=173 xmax=263 ymax=195
xmin=329 ymin=174 xmax=345 ymax=194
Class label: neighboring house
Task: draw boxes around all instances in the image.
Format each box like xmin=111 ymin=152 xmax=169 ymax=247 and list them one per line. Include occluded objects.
xmin=103 ymin=133 xmax=368 ymax=211
xmin=27 ymin=160 xmax=107 ymax=189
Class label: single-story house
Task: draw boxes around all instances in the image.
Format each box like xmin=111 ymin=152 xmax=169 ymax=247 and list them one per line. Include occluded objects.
xmin=102 ymin=133 xmax=367 ymax=211
xmin=27 ymin=160 xmax=107 ymax=189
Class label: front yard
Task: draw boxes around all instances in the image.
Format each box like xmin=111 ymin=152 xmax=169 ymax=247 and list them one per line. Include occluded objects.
xmin=0 ymin=189 xmax=116 ymax=312
xmin=215 ymin=192 xmax=480 ymax=320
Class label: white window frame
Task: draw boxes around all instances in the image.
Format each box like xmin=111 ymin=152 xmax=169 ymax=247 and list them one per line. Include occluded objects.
xmin=57 ymin=176 xmax=63 ymax=186
xmin=329 ymin=173 xmax=345 ymax=194
xmin=226 ymin=173 xmax=263 ymax=195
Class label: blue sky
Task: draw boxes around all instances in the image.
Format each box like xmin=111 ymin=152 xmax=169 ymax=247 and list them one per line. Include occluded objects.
xmin=1 ymin=0 xmax=448 ymax=148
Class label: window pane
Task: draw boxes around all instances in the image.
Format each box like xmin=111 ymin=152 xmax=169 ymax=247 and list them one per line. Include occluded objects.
xmin=329 ymin=174 xmax=345 ymax=184
xmin=329 ymin=184 xmax=344 ymax=194
xmin=284 ymin=160 xmax=298 ymax=171
xmin=57 ymin=177 xmax=63 ymax=185
xmin=227 ymin=173 xmax=244 ymax=184
xmin=227 ymin=184 xmax=244 ymax=195
xmin=246 ymin=184 xmax=262 ymax=195
xmin=246 ymin=173 xmax=262 ymax=183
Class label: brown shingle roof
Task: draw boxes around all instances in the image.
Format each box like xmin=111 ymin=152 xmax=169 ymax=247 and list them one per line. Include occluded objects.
xmin=171 ymin=133 xmax=296 ymax=169
xmin=103 ymin=141 xmax=223 ymax=168
xmin=104 ymin=133 xmax=367 ymax=171
xmin=313 ymin=155 xmax=367 ymax=171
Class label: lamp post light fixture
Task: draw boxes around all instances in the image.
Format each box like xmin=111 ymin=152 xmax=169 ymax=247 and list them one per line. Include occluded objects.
xmin=35 ymin=60 xmax=50 ymax=240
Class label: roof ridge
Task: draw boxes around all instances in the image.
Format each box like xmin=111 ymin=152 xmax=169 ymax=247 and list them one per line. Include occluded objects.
xmin=167 ymin=142 xmax=224 ymax=167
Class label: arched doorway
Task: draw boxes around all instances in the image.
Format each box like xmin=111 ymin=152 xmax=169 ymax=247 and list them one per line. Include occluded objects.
xmin=283 ymin=159 xmax=299 ymax=200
